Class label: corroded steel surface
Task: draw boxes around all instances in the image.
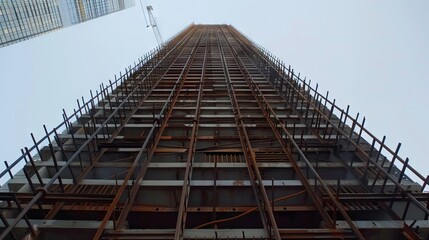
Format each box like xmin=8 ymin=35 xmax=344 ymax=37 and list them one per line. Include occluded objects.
xmin=1 ymin=25 xmax=428 ymax=240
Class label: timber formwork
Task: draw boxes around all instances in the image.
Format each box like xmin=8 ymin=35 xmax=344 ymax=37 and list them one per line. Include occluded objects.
xmin=1 ymin=24 xmax=429 ymax=240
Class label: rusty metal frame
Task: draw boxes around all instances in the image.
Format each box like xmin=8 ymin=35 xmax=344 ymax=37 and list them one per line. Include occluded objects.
xmin=221 ymin=26 xmax=366 ymax=239
xmin=174 ymin=28 xmax=210 ymax=240
xmin=1 ymin=24 xmax=429 ymax=240
xmin=0 ymin=25 xmax=198 ymax=240
xmin=114 ymin=27 xmax=205 ymax=230
xmin=229 ymin=25 xmax=429 ymax=219
xmin=92 ymin=26 xmax=203 ymax=239
xmin=217 ymin=27 xmax=281 ymax=240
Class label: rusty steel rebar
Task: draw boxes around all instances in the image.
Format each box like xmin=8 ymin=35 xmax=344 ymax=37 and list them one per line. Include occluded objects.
xmin=2 ymin=24 xmax=428 ymax=240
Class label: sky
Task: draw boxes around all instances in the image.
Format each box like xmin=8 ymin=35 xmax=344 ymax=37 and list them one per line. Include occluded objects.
xmin=0 ymin=0 xmax=428 ymax=185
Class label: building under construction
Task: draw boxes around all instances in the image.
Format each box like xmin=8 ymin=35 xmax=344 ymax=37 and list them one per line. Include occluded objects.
xmin=1 ymin=24 xmax=429 ymax=240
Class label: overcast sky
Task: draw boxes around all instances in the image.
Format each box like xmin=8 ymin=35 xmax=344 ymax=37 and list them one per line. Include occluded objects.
xmin=0 ymin=0 xmax=428 ymax=184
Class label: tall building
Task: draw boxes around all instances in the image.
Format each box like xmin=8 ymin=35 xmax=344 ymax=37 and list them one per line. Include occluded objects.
xmin=1 ymin=24 xmax=428 ymax=240
xmin=0 ymin=0 xmax=134 ymax=48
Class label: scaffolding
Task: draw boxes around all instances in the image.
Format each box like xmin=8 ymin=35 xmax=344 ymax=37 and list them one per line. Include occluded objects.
xmin=1 ymin=24 xmax=428 ymax=240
